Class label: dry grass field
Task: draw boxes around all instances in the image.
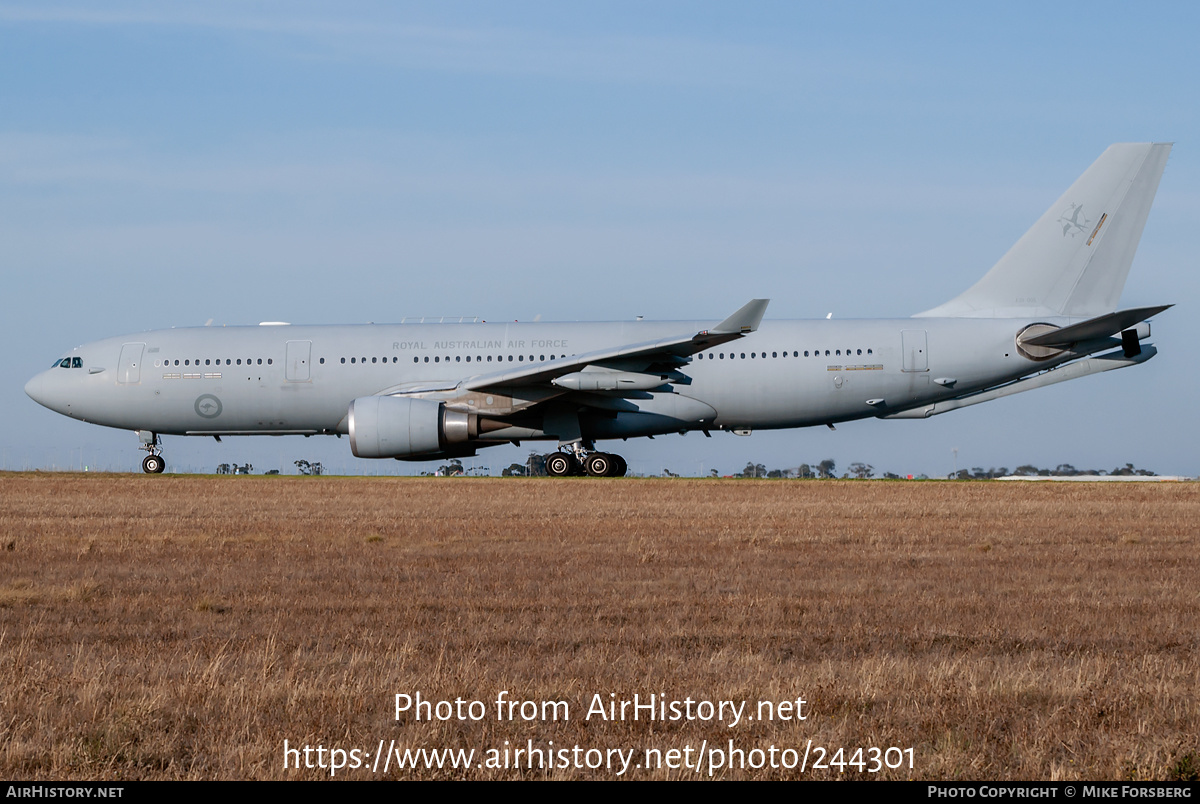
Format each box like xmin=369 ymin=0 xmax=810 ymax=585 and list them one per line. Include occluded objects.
xmin=0 ymin=472 xmax=1196 ymax=780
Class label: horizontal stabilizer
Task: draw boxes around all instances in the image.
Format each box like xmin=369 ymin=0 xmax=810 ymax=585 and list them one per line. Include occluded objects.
xmin=1021 ymin=305 xmax=1171 ymax=347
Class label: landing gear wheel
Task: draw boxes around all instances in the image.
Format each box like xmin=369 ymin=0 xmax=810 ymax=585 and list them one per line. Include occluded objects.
xmin=612 ymin=455 xmax=628 ymax=477
xmin=585 ymin=453 xmax=615 ymax=477
xmin=142 ymin=454 xmax=165 ymax=474
xmin=545 ymin=452 xmax=577 ymax=477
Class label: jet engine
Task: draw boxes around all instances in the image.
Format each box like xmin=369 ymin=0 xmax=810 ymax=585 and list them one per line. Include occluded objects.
xmin=347 ymin=395 xmax=475 ymax=459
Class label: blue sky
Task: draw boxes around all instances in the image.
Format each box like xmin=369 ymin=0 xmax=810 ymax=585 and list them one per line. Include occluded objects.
xmin=4 ymin=1 xmax=1198 ymax=476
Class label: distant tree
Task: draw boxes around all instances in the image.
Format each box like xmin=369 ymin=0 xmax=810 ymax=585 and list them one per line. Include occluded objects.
xmin=436 ymin=459 xmax=464 ymax=477
xmin=216 ymin=463 xmax=231 ymax=475
xmin=1013 ymin=465 xmax=1040 ymax=476
xmin=848 ymin=462 xmax=874 ymax=479
xmin=527 ymin=453 xmax=548 ymax=477
xmin=502 ymin=463 xmax=526 ymax=477
xmin=796 ymin=463 xmax=815 ymax=479
xmin=817 ymin=459 xmax=836 ymax=479
xmin=1053 ymin=463 xmax=1078 ymax=476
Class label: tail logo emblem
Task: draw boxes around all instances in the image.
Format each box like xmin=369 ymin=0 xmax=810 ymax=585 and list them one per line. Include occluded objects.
xmin=1057 ymin=202 xmax=1090 ymax=237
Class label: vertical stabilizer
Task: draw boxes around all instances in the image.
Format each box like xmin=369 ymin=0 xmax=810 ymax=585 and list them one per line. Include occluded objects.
xmin=916 ymin=143 xmax=1171 ymax=318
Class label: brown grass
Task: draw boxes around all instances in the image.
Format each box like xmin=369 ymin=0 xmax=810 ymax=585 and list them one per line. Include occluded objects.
xmin=0 ymin=473 xmax=1196 ymax=780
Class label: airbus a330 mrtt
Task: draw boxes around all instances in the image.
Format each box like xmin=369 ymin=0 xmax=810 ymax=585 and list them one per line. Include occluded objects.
xmin=26 ymin=143 xmax=1173 ymax=475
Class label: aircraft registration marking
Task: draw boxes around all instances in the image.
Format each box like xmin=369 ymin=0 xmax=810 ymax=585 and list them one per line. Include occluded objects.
xmin=827 ymin=365 xmax=883 ymax=371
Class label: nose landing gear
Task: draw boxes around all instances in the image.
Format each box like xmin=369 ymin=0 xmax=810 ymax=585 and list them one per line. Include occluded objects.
xmin=137 ymin=430 xmax=166 ymax=473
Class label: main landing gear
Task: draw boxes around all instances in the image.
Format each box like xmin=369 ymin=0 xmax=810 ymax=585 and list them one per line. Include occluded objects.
xmin=545 ymin=447 xmax=628 ymax=477
xmin=137 ymin=430 xmax=166 ymax=474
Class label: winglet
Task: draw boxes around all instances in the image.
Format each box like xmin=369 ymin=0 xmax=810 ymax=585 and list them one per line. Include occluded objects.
xmin=712 ymin=299 xmax=769 ymax=334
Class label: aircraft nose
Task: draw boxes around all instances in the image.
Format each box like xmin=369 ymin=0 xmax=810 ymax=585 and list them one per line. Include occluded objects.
xmin=25 ymin=371 xmax=62 ymax=412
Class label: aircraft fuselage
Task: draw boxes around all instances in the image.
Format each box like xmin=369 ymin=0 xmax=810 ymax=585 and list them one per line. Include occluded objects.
xmin=27 ymin=316 xmax=1063 ymax=439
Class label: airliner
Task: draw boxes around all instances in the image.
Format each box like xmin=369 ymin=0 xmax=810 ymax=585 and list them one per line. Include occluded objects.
xmin=26 ymin=143 xmax=1172 ymax=475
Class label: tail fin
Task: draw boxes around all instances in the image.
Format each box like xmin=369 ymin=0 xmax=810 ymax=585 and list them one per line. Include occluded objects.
xmin=917 ymin=143 xmax=1171 ymax=319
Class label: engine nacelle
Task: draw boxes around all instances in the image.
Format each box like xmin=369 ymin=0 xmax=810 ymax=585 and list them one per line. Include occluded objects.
xmin=347 ymin=395 xmax=473 ymax=459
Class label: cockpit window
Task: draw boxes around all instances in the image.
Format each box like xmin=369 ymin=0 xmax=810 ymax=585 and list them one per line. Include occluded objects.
xmin=72 ymin=357 xmax=82 ymax=368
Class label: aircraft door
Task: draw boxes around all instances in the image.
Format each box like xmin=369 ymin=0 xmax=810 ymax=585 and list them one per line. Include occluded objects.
xmin=285 ymin=340 xmax=312 ymax=382
xmin=117 ymin=342 xmax=145 ymax=384
xmin=901 ymin=330 xmax=928 ymax=372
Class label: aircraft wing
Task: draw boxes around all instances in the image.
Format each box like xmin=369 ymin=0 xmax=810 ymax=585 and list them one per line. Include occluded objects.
xmin=391 ymin=299 xmax=768 ymax=396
